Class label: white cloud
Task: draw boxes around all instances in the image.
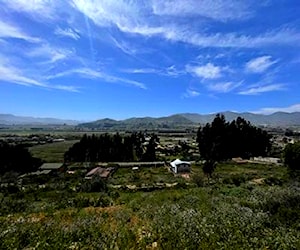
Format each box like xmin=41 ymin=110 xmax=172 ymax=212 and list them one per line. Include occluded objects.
xmin=208 ymin=81 xmax=242 ymax=93
xmin=52 ymin=85 xmax=80 ymax=93
xmin=122 ymin=65 xmax=183 ymax=77
xmin=48 ymin=68 xmax=147 ymax=89
xmin=182 ymin=88 xmax=200 ymax=98
xmin=239 ymin=84 xmax=285 ymax=95
xmin=71 ymin=0 xmax=141 ymax=31
xmin=2 ymin=0 xmax=57 ymax=20
xmin=151 ymin=0 xmax=253 ymax=21
xmin=166 ymin=27 xmax=300 ymax=48
xmin=54 ymin=27 xmax=80 ymax=40
xmin=71 ymin=1 xmax=300 ymax=48
xmin=0 ymin=57 xmax=78 ymax=92
xmin=0 ymin=58 xmax=45 ymax=87
xmin=187 ymin=63 xmax=222 ymax=79
xmin=246 ymin=56 xmax=277 ymax=73
xmin=110 ymin=37 xmax=138 ymax=56
xmin=123 ymin=68 xmax=159 ymax=74
xmin=165 ymin=65 xmax=183 ymax=77
xmin=0 ymin=20 xmax=40 ymax=42
xmin=253 ymin=103 xmax=300 ymax=114
xmin=26 ymin=44 xmax=73 ymax=63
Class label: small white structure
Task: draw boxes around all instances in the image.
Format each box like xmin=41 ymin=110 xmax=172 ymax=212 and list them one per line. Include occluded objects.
xmin=170 ymin=159 xmax=191 ymax=174
xmin=252 ymin=157 xmax=281 ymax=164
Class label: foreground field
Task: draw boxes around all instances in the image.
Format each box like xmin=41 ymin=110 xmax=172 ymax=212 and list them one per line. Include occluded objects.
xmin=29 ymin=140 xmax=79 ymax=162
xmin=1 ymin=163 xmax=299 ymax=249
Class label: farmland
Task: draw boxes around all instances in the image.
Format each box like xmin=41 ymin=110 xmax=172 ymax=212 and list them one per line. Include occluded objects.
xmin=1 ymin=160 xmax=300 ymax=249
xmin=0 ymin=125 xmax=300 ymax=249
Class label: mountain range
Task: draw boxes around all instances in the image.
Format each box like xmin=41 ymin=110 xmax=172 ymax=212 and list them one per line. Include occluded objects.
xmin=1 ymin=112 xmax=300 ymax=128
xmin=78 ymin=111 xmax=300 ymax=129
xmin=0 ymin=114 xmax=79 ymax=126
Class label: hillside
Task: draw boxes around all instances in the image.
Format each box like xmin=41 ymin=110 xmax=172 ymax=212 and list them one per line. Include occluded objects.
xmin=78 ymin=111 xmax=300 ymax=129
xmin=1 ymin=112 xmax=299 ymax=129
xmin=0 ymin=114 xmax=79 ymax=126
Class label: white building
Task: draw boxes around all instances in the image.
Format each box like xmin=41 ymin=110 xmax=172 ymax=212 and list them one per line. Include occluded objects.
xmin=170 ymin=159 xmax=191 ymax=174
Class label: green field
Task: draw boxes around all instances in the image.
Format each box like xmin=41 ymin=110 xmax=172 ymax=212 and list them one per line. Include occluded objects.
xmin=1 ymin=162 xmax=299 ymax=249
xmin=29 ymin=140 xmax=79 ymax=162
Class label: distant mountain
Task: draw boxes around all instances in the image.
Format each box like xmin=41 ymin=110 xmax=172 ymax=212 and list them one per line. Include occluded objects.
xmin=79 ymin=111 xmax=300 ymax=130
xmin=2 ymin=111 xmax=299 ymax=128
xmin=179 ymin=111 xmax=300 ymax=127
xmin=79 ymin=114 xmax=193 ymax=130
xmin=0 ymin=114 xmax=79 ymax=125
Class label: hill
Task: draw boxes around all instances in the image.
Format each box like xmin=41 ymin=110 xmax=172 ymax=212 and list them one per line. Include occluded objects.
xmin=78 ymin=111 xmax=300 ymax=130
xmin=0 ymin=114 xmax=79 ymax=126
xmin=1 ymin=112 xmax=299 ymax=129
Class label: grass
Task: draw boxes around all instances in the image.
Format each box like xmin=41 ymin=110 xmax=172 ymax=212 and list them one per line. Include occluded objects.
xmin=29 ymin=140 xmax=78 ymax=162
xmin=109 ymin=166 xmax=183 ymax=186
xmin=1 ymin=163 xmax=299 ymax=249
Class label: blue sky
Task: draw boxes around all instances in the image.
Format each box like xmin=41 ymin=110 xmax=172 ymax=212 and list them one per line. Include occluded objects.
xmin=0 ymin=0 xmax=300 ymax=120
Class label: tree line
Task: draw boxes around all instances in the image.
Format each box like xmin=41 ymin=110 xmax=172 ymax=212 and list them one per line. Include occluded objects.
xmin=64 ymin=132 xmax=159 ymax=163
xmin=0 ymin=142 xmax=41 ymax=174
xmin=197 ymin=114 xmax=271 ymax=161
xmin=197 ymin=114 xmax=271 ymax=176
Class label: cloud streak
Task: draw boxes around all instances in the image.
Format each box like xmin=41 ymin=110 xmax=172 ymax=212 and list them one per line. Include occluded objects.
xmin=186 ymin=63 xmax=222 ymax=79
xmin=151 ymin=0 xmax=253 ymax=21
xmin=71 ymin=1 xmax=300 ymax=48
xmin=208 ymin=81 xmax=242 ymax=93
xmin=246 ymin=56 xmax=277 ymax=73
xmin=48 ymin=68 xmax=147 ymax=89
xmin=0 ymin=20 xmax=40 ymax=42
xmin=253 ymin=103 xmax=300 ymax=114
xmin=182 ymin=88 xmax=200 ymax=98
xmin=0 ymin=57 xmax=79 ymax=92
xmin=25 ymin=44 xmax=73 ymax=63
xmin=2 ymin=0 xmax=59 ymax=20
xmin=54 ymin=27 xmax=80 ymax=40
xmin=238 ymin=84 xmax=285 ymax=95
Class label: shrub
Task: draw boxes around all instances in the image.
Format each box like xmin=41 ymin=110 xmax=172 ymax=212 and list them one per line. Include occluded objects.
xmin=192 ymin=173 xmax=205 ymax=187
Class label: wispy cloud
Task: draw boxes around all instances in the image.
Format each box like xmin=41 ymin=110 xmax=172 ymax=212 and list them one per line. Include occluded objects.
xmin=0 ymin=20 xmax=40 ymax=42
xmin=245 ymin=56 xmax=277 ymax=73
xmin=123 ymin=65 xmax=184 ymax=77
xmin=26 ymin=44 xmax=73 ymax=63
xmin=182 ymin=88 xmax=200 ymax=98
xmin=71 ymin=1 xmax=300 ymax=48
xmin=54 ymin=27 xmax=80 ymax=40
xmin=48 ymin=68 xmax=147 ymax=89
xmin=0 ymin=61 xmax=46 ymax=87
xmin=239 ymin=84 xmax=285 ymax=95
xmin=2 ymin=0 xmax=58 ymax=20
xmin=110 ymin=37 xmax=138 ymax=56
xmin=52 ymin=85 xmax=80 ymax=93
xmin=0 ymin=57 xmax=79 ymax=92
xmin=208 ymin=81 xmax=242 ymax=93
xmin=165 ymin=27 xmax=300 ymax=49
xmin=186 ymin=63 xmax=222 ymax=79
xmin=253 ymin=103 xmax=300 ymax=114
xmin=122 ymin=68 xmax=159 ymax=74
xmin=151 ymin=0 xmax=253 ymax=21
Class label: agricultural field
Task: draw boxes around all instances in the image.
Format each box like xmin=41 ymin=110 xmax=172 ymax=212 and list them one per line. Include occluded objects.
xmin=29 ymin=140 xmax=79 ymax=162
xmin=1 ymin=163 xmax=299 ymax=249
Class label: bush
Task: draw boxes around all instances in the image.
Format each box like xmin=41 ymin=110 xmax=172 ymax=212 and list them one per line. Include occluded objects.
xmin=283 ymin=142 xmax=300 ymax=178
xmin=192 ymin=173 xmax=204 ymax=187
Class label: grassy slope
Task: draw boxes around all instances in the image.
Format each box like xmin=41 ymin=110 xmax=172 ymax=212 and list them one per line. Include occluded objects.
xmin=1 ymin=163 xmax=299 ymax=249
xmin=29 ymin=140 xmax=79 ymax=162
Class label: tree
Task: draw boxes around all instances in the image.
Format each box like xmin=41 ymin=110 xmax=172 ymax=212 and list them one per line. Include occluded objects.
xmin=142 ymin=134 xmax=159 ymax=161
xmin=64 ymin=132 xmax=157 ymax=163
xmin=0 ymin=142 xmax=41 ymax=174
xmin=283 ymin=142 xmax=300 ymax=176
xmin=197 ymin=114 xmax=271 ymax=176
